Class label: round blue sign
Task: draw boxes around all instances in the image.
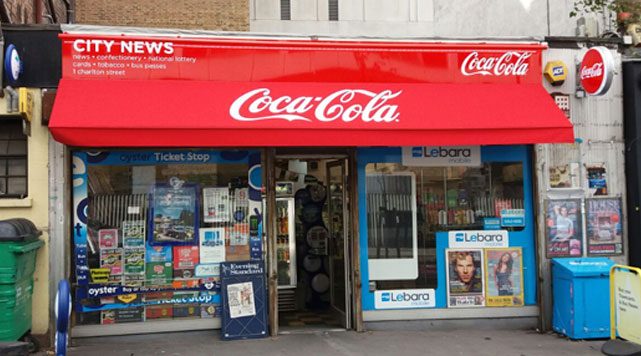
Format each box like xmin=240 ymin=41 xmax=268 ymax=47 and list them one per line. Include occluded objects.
xmin=4 ymin=44 xmax=21 ymax=83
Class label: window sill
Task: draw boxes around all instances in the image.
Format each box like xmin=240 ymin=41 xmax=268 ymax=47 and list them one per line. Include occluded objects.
xmin=0 ymin=198 xmax=33 ymax=208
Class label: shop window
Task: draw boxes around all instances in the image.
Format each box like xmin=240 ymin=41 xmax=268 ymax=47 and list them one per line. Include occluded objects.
xmin=328 ymin=0 xmax=339 ymax=21
xmin=76 ymin=158 xmax=250 ymax=325
xmin=0 ymin=119 xmax=27 ymax=198
xmin=366 ymin=162 xmax=524 ymax=290
xmin=280 ymin=0 xmax=291 ymax=20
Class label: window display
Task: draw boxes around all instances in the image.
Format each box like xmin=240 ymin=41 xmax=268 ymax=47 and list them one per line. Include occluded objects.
xmin=72 ymin=150 xmax=261 ymax=326
xmin=366 ymin=162 xmax=524 ymax=290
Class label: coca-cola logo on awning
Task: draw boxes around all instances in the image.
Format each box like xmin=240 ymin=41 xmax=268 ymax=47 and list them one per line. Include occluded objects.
xmin=579 ymin=47 xmax=614 ymax=96
xmin=461 ymin=51 xmax=532 ymax=76
xmin=229 ymin=88 xmax=402 ymax=123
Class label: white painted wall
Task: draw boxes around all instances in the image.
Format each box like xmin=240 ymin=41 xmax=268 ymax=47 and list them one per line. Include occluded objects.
xmin=250 ymin=0 xmax=599 ymax=37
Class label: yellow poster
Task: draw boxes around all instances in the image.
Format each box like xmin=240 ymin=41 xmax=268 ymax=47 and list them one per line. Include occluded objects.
xmin=484 ymin=248 xmax=524 ymax=307
xmin=614 ymin=268 xmax=641 ymax=345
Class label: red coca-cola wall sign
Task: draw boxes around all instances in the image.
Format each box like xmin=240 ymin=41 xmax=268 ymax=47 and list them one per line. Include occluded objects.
xmin=579 ymin=46 xmax=615 ymax=96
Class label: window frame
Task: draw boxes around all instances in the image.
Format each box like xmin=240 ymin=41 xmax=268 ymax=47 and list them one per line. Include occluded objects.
xmin=0 ymin=118 xmax=28 ymax=199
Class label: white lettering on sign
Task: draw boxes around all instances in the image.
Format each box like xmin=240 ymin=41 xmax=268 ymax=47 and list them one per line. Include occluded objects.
xmin=461 ymin=51 xmax=532 ymax=76
xmin=448 ymin=230 xmax=509 ymax=248
xmin=72 ymin=39 xmax=174 ymax=55
xmin=229 ymin=88 xmax=401 ymax=123
xmin=580 ymin=63 xmax=604 ymax=80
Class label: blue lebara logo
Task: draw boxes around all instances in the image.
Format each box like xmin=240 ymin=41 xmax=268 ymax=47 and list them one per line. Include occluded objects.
xmin=455 ymin=233 xmax=465 ymax=242
xmin=411 ymin=147 xmax=422 ymax=157
xmin=381 ymin=293 xmax=391 ymax=302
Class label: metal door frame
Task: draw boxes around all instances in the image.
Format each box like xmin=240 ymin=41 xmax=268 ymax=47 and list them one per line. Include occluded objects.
xmin=264 ymin=148 xmax=362 ymax=335
xmin=326 ymin=158 xmax=351 ymax=329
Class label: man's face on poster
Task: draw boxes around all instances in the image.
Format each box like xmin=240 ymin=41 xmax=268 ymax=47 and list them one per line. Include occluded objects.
xmin=455 ymin=255 xmax=475 ymax=284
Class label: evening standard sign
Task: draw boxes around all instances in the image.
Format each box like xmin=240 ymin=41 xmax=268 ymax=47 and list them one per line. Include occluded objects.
xmin=449 ymin=230 xmax=509 ymax=248
xmin=402 ymin=146 xmax=480 ymax=167
xmin=374 ymin=289 xmax=435 ymax=309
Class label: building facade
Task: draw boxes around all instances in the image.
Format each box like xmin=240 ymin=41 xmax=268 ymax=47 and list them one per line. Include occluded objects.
xmin=38 ymin=0 xmax=630 ymax=341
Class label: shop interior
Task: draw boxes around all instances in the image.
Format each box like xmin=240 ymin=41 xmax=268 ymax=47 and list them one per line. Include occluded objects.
xmin=274 ymin=156 xmax=351 ymax=331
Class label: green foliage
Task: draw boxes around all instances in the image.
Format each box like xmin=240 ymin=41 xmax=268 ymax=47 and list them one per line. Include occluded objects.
xmin=570 ymin=0 xmax=641 ymax=20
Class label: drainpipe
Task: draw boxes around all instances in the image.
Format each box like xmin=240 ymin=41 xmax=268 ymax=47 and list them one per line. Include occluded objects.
xmin=5 ymin=86 xmax=19 ymax=112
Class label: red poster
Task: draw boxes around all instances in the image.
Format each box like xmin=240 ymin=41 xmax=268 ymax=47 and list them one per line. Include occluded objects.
xmin=173 ymin=246 xmax=199 ymax=270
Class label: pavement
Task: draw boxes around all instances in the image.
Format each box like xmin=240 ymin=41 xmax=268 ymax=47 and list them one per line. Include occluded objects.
xmin=64 ymin=329 xmax=606 ymax=356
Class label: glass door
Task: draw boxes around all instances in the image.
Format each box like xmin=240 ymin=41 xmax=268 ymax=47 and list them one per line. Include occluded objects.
xmin=327 ymin=160 xmax=350 ymax=328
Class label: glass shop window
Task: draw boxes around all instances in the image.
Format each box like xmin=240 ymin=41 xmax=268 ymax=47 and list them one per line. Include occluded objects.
xmin=0 ymin=119 xmax=27 ymax=198
xmin=76 ymin=159 xmax=249 ymax=325
xmin=366 ymin=162 xmax=524 ymax=290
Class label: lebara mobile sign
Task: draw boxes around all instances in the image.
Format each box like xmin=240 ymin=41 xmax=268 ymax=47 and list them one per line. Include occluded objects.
xmin=579 ymin=46 xmax=615 ymax=96
xmin=374 ymin=289 xmax=435 ymax=309
xmin=448 ymin=230 xmax=509 ymax=248
xmin=402 ymin=146 xmax=481 ymax=167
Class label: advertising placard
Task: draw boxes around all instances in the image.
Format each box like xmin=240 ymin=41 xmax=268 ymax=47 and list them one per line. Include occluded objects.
xmin=99 ymin=229 xmax=118 ymax=249
xmin=549 ymin=163 xmax=580 ymax=189
xmin=203 ymin=187 xmax=230 ymax=223
xmin=448 ymin=230 xmax=508 ymax=249
xmin=173 ymin=246 xmax=199 ymax=270
xmin=100 ymin=248 xmax=123 ymax=282
xmin=586 ymin=163 xmax=608 ymax=196
xmin=613 ymin=267 xmax=641 ymax=345
xmin=446 ymin=249 xmax=485 ymax=307
xmin=123 ymin=220 xmax=146 ymax=248
xmin=199 ymin=228 xmax=226 ymax=263
xmin=586 ymin=198 xmax=623 ymax=256
xmin=545 ymin=199 xmax=583 ymax=257
xmin=484 ymin=248 xmax=524 ymax=307
xmin=145 ymin=244 xmax=172 ymax=263
xmin=227 ymin=282 xmax=256 ymax=319
xmin=374 ymin=289 xmax=435 ymax=309
xmin=220 ymin=261 xmax=267 ymax=340
xmin=500 ymin=209 xmax=525 ymax=227
xmin=124 ymin=248 xmax=145 ymax=275
xmin=150 ymin=185 xmax=198 ymax=245
xmin=402 ymin=146 xmax=481 ymax=167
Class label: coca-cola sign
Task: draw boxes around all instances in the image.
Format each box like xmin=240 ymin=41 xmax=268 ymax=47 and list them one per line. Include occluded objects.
xmin=580 ymin=47 xmax=615 ymax=96
xmin=461 ymin=51 xmax=532 ymax=76
xmin=229 ymin=88 xmax=402 ymax=123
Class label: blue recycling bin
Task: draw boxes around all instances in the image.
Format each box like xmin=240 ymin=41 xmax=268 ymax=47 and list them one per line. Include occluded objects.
xmin=552 ymin=257 xmax=614 ymax=339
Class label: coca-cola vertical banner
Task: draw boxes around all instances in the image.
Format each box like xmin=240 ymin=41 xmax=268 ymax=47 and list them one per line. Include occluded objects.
xmin=579 ymin=46 xmax=615 ymax=96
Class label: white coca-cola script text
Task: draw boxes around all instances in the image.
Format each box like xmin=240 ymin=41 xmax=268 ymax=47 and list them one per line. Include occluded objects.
xmin=580 ymin=63 xmax=603 ymax=80
xmin=461 ymin=51 xmax=532 ymax=76
xmin=229 ymin=88 xmax=402 ymax=122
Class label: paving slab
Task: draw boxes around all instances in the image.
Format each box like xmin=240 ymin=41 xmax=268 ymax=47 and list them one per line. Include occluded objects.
xmin=66 ymin=329 xmax=605 ymax=356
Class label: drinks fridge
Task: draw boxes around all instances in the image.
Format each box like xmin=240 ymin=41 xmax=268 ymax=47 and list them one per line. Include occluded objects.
xmin=276 ymin=197 xmax=296 ymax=288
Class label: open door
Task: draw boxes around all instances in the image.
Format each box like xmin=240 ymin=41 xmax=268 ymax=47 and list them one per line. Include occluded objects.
xmin=327 ymin=159 xmax=351 ymax=329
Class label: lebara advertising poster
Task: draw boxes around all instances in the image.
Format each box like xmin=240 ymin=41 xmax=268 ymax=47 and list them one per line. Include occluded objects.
xmin=446 ymin=249 xmax=484 ymax=308
xmin=545 ymin=199 xmax=583 ymax=257
xmin=586 ymin=198 xmax=623 ymax=256
xmin=484 ymin=248 xmax=524 ymax=307
xmin=151 ymin=185 xmax=198 ymax=245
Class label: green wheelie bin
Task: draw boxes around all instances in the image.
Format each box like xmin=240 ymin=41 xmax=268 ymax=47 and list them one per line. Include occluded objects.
xmin=0 ymin=218 xmax=44 ymax=349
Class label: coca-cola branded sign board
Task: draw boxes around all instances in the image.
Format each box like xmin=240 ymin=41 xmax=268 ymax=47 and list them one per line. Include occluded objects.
xmin=580 ymin=47 xmax=615 ymax=96
xmin=61 ymin=34 xmax=544 ymax=85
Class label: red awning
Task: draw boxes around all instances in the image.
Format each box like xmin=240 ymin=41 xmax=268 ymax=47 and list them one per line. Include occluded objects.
xmin=49 ymin=78 xmax=574 ymax=147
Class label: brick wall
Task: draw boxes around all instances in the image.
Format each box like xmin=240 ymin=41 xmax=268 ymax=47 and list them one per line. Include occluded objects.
xmin=76 ymin=0 xmax=249 ymax=31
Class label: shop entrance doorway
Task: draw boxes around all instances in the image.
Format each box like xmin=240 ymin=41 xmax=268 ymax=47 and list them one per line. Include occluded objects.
xmin=270 ymin=152 xmax=352 ymax=333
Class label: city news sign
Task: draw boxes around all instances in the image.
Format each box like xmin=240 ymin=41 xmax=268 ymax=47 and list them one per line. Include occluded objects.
xmin=448 ymin=230 xmax=509 ymax=248
xmin=402 ymin=146 xmax=481 ymax=167
xmin=580 ymin=46 xmax=615 ymax=96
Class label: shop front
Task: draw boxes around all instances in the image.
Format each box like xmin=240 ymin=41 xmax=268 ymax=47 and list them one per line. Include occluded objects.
xmin=49 ymin=27 xmax=573 ymax=337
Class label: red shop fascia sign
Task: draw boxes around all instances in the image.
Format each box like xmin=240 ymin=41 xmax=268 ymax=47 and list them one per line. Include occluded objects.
xmin=50 ymin=33 xmax=573 ymax=147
